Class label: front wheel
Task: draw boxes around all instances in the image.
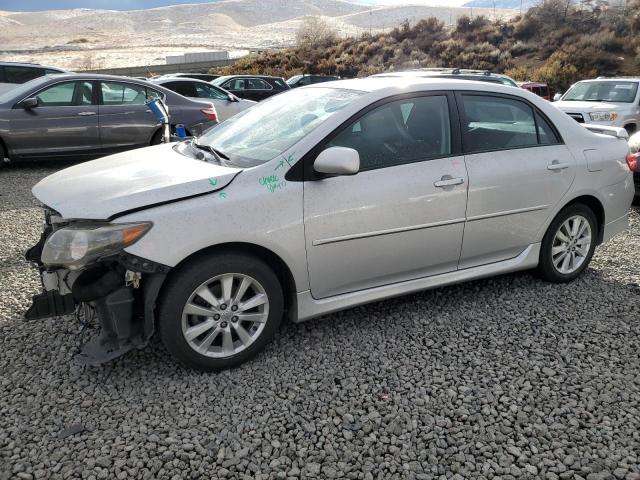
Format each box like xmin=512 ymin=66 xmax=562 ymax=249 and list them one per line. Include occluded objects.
xmin=157 ymin=253 xmax=284 ymax=371
xmin=536 ymin=204 xmax=597 ymax=283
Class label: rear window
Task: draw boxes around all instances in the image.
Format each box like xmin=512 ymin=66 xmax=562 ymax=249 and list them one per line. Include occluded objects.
xmin=462 ymin=94 xmax=560 ymax=153
xmin=272 ymin=78 xmax=288 ymax=89
xmin=4 ymin=65 xmax=45 ymax=84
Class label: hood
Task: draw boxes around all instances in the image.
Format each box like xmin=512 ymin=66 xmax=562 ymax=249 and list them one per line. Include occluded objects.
xmin=554 ymin=100 xmax=621 ymax=111
xmin=32 ymin=143 xmax=241 ymax=220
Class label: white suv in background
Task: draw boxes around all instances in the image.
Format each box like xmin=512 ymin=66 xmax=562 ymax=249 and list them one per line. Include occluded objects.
xmin=554 ymin=78 xmax=640 ymax=135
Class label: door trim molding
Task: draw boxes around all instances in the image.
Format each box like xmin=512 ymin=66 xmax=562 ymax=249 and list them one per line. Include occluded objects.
xmin=295 ymin=243 xmax=541 ymax=322
xmin=313 ymin=217 xmax=466 ymax=246
xmin=466 ymin=204 xmax=549 ymax=222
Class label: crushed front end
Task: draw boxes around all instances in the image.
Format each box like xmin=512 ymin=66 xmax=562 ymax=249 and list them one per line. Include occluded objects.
xmin=25 ymin=207 xmax=169 ymax=366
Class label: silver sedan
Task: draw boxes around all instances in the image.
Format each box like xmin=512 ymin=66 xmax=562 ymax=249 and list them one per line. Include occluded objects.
xmin=26 ymin=77 xmax=635 ymax=371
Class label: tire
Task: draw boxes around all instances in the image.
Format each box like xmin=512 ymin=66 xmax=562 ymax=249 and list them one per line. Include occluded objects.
xmin=536 ymin=203 xmax=598 ymax=283
xmin=625 ymin=124 xmax=637 ymax=136
xmin=150 ymin=130 xmax=163 ymax=145
xmin=157 ymin=252 xmax=284 ymax=371
xmin=0 ymin=142 xmax=6 ymax=167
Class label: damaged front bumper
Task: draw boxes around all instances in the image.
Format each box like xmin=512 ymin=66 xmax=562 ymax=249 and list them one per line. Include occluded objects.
xmin=25 ymin=208 xmax=170 ymax=366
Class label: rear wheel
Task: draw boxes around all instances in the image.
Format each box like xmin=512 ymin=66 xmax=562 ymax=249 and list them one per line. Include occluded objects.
xmin=158 ymin=252 xmax=284 ymax=371
xmin=150 ymin=130 xmax=163 ymax=145
xmin=0 ymin=142 xmax=7 ymax=167
xmin=536 ymin=204 xmax=597 ymax=283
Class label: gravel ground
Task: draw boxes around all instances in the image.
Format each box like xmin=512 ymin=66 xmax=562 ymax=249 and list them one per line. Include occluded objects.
xmin=1 ymin=161 xmax=639 ymax=480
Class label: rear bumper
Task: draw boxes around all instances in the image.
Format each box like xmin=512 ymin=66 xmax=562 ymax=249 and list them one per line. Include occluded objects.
xmin=602 ymin=212 xmax=629 ymax=244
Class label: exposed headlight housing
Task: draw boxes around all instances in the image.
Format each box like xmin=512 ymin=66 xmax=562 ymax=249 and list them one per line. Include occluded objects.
xmin=589 ymin=111 xmax=618 ymax=122
xmin=41 ymin=222 xmax=152 ymax=269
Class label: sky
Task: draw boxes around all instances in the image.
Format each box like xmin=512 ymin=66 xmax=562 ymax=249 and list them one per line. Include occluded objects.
xmin=0 ymin=0 xmax=468 ymax=12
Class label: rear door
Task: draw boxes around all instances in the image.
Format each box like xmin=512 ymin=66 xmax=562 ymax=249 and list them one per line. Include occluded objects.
xmin=98 ymin=80 xmax=160 ymax=150
xmin=246 ymin=78 xmax=273 ymax=101
xmin=456 ymin=92 xmax=575 ymax=269
xmin=8 ymin=80 xmax=100 ymax=157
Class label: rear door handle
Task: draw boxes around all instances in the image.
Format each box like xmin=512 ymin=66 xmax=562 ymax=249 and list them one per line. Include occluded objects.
xmin=434 ymin=176 xmax=465 ymax=188
xmin=77 ymin=111 xmax=97 ymax=116
xmin=547 ymin=161 xmax=570 ymax=171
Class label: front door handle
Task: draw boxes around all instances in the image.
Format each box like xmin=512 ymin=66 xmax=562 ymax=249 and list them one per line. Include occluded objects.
xmin=434 ymin=176 xmax=464 ymax=188
xmin=77 ymin=111 xmax=97 ymax=116
xmin=547 ymin=161 xmax=570 ymax=171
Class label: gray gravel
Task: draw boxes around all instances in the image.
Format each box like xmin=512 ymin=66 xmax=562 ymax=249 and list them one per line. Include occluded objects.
xmin=1 ymin=161 xmax=640 ymax=480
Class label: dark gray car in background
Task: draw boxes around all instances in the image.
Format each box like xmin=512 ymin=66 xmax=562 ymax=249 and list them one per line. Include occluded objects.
xmin=0 ymin=73 xmax=219 ymax=162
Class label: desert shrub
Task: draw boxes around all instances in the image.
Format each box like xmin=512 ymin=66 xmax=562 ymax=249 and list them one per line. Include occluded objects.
xmin=216 ymin=4 xmax=639 ymax=83
xmin=504 ymin=66 xmax=530 ymax=82
xmin=296 ymin=16 xmax=337 ymax=49
xmin=509 ymin=41 xmax=536 ymax=57
xmin=579 ymin=30 xmax=623 ymax=53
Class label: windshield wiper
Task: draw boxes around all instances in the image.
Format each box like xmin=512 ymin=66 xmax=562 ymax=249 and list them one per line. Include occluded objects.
xmin=190 ymin=140 xmax=230 ymax=164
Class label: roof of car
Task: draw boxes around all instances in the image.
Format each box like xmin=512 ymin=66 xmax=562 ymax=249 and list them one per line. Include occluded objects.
xmin=214 ymin=75 xmax=284 ymax=80
xmin=582 ymin=77 xmax=640 ymax=82
xmin=519 ymin=81 xmax=548 ymax=87
xmin=307 ymin=76 xmax=529 ymax=96
xmin=151 ymin=76 xmax=212 ymax=85
xmin=0 ymin=61 xmax=66 ymax=71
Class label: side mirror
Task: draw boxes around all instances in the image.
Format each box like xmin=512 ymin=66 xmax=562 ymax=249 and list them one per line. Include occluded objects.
xmin=314 ymin=146 xmax=360 ymax=176
xmin=228 ymin=93 xmax=238 ymax=102
xmin=553 ymin=93 xmax=562 ymax=102
xmin=21 ymin=97 xmax=39 ymax=109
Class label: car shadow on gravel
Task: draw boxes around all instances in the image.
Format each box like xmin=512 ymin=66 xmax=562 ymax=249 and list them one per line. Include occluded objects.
xmin=54 ymin=265 xmax=640 ymax=383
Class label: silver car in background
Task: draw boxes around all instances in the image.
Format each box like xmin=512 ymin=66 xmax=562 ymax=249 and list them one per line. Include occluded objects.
xmin=26 ymin=78 xmax=634 ymax=371
xmin=0 ymin=73 xmax=219 ymax=162
xmin=150 ymin=77 xmax=255 ymax=122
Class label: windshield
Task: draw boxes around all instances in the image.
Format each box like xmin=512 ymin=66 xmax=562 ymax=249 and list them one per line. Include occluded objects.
xmin=563 ymin=81 xmax=639 ymax=103
xmin=286 ymin=75 xmax=302 ymax=85
xmin=197 ymin=87 xmax=366 ymax=167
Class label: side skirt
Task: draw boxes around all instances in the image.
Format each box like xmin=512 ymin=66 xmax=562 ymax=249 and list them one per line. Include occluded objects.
xmin=294 ymin=243 xmax=541 ymax=322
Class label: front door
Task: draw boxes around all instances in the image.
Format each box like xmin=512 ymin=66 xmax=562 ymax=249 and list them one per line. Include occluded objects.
xmin=98 ymin=81 xmax=160 ymax=151
xmin=303 ymin=93 xmax=468 ymax=299
xmin=456 ymin=92 xmax=576 ymax=269
xmin=8 ymin=80 xmax=100 ymax=158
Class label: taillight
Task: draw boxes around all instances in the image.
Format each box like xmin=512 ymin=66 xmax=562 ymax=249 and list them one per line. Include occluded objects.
xmin=201 ymin=108 xmax=218 ymax=121
xmin=626 ymin=152 xmax=638 ymax=172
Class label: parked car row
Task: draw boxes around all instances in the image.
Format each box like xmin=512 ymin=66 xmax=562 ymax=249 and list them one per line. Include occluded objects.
xmin=0 ymin=74 xmax=220 ymax=161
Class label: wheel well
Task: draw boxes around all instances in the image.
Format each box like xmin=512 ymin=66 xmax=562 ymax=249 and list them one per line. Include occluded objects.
xmin=168 ymin=242 xmax=297 ymax=318
xmin=0 ymin=136 xmax=8 ymax=159
xmin=564 ymin=195 xmax=605 ymax=243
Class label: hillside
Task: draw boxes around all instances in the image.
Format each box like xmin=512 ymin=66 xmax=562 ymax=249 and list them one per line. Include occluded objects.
xmin=0 ymin=0 xmax=514 ymax=69
xmin=218 ymin=0 xmax=640 ymax=91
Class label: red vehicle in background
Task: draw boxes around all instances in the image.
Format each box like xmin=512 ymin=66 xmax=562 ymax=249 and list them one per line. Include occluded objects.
xmin=519 ymin=81 xmax=553 ymax=100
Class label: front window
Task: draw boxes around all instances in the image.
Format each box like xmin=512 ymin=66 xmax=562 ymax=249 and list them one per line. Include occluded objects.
xmin=562 ymin=81 xmax=639 ymax=103
xmin=327 ymin=95 xmax=452 ymax=171
xmin=195 ymin=83 xmax=228 ymax=100
xmin=197 ymin=87 xmax=366 ymax=167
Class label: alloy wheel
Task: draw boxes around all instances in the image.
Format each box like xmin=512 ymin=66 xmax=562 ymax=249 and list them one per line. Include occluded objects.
xmin=181 ymin=273 xmax=269 ymax=358
xmin=551 ymin=215 xmax=592 ymax=275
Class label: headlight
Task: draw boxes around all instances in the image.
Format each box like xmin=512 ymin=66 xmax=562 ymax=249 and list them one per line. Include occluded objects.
xmin=589 ymin=111 xmax=618 ymax=122
xmin=41 ymin=222 xmax=152 ymax=269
